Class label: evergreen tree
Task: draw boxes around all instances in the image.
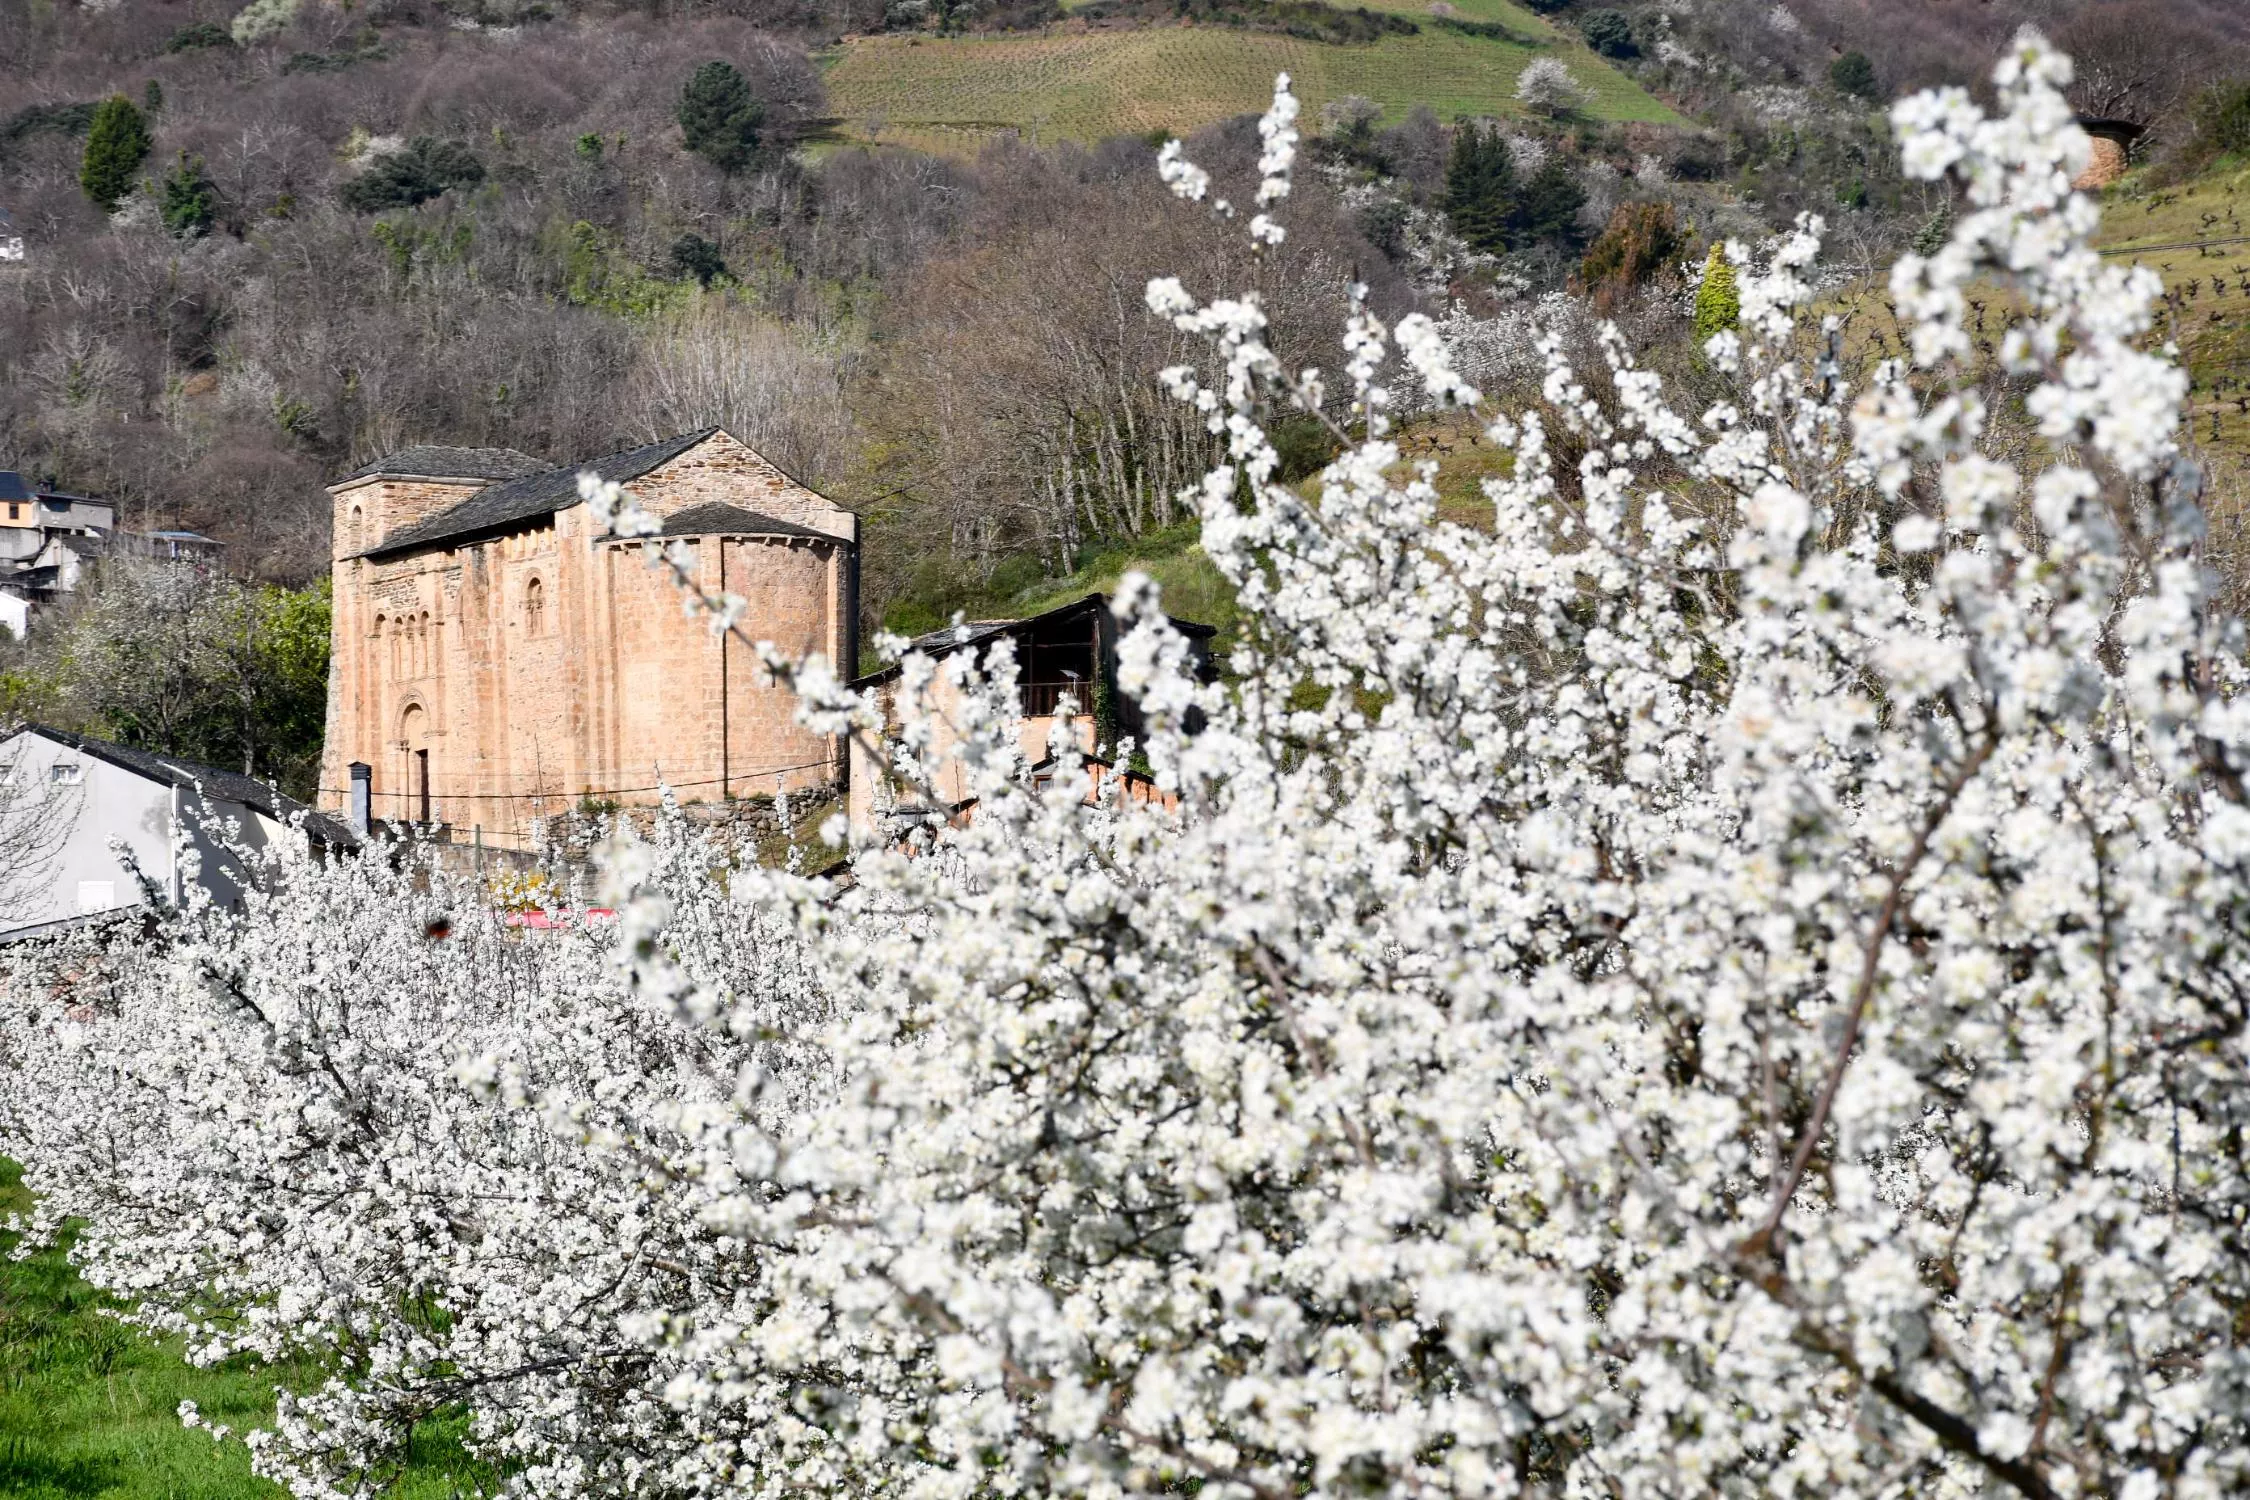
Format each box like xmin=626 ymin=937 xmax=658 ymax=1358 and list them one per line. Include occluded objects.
xmin=1443 ymin=122 xmax=1515 ymax=255
xmin=677 ymin=61 xmax=765 ymax=173
xmin=669 ymin=233 xmax=727 ymax=286
xmin=1579 ymin=10 xmax=1637 ymax=59
xmin=1510 ymin=155 xmax=1588 ymax=247
xmin=1830 ymin=51 xmax=1878 ymax=102
xmin=1911 ymin=205 xmax=1954 ymax=257
xmin=79 ymin=95 xmax=152 ymax=212
xmin=160 ymin=153 xmax=218 ymax=239
xmin=1693 ymin=242 xmax=1740 ymax=342
xmin=338 ymin=137 xmax=485 ymax=213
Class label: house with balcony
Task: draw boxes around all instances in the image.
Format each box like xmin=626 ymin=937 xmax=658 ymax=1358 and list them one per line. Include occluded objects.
xmin=846 ymin=592 xmax=1216 ymax=834
xmin=0 ymin=472 xmax=224 ymax=635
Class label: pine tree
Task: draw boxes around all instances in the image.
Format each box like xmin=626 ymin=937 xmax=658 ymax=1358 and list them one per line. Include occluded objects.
xmin=1693 ymin=243 xmax=1740 ymax=343
xmin=1443 ymin=123 xmax=1515 ymax=255
xmin=79 ymin=95 xmax=153 ymax=212
xmin=1830 ymin=51 xmax=1878 ymax=102
xmin=677 ymin=61 xmax=765 ymax=174
xmin=160 ymin=153 xmax=218 ymax=239
xmin=1511 ymin=156 xmax=1588 ymax=247
xmin=669 ymin=233 xmax=727 ymax=286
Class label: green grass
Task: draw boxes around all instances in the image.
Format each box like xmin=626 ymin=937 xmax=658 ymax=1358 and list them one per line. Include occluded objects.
xmin=876 ymin=426 xmax=1510 ymax=667
xmin=883 ymin=520 xmax=1242 ymax=654
xmin=0 ymin=1159 xmax=495 ymax=1499
xmin=2100 ymin=159 xmax=2250 ymax=476
xmin=822 ymin=16 xmax=1678 ymax=156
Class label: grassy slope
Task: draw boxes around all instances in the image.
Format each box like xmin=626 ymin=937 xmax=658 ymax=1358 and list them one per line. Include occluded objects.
xmin=2098 ymin=159 xmax=2250 ymax=477
xmin=1824 ymin=157 xmax=2250 ymax=479
xmin=823 ymin=4 xmax=1677 ymax=156
xmin=0 ymin=1159 xmax=491 ymax=1499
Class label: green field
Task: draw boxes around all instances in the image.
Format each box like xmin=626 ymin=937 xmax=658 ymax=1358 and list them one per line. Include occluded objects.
xmin=822 ymin=12 xmax=1679 ymax=156
xmin=0 ymin=1159 xmax=490 ymax=1499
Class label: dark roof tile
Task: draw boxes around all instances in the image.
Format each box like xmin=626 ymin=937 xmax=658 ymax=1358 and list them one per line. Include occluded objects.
xmin=26 ymin=725 xmax=359 ymax=848
xmin=851 ymin=593 xmax=1216 ymax=689
xmin=343 ymin=445 xmax=547 ymax=484
xmin=362 ymin=428 xmax=720 ymax=559
xmin=661 ymin=502 xmax=833 ymax=541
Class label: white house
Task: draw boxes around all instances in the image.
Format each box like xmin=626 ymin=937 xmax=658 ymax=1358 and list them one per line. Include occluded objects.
xmin=0 ymin=726 xmax=358 ymax=941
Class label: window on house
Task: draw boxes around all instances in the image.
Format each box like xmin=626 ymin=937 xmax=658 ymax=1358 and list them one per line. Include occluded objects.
xmin=6 ymin=504 xmax=17 ymax=521
xmin=50 ymin=761 xmax=82 ymax=785
xmin=525 ymin=577 xmax=544 ymax=636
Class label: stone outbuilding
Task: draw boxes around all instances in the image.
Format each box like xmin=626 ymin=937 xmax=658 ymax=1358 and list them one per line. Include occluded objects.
xmin=2072 ymin=117 xmax=2145 ymax=190
xmin=846 ymin=593 xmax=1214 ymax=835
xmin=320 ymin=428 xmax=858 ymax=845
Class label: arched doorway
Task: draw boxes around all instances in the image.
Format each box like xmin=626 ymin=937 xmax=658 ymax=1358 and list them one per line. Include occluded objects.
xmin=398 ymin=703 xmax=429 ymax=826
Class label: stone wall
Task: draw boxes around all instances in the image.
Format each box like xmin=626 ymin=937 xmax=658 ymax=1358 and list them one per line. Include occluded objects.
xmin=2073 ymin=132 xmax=2130 ymax=190
xmin=320 ymin=432 xmax=857 ymax=844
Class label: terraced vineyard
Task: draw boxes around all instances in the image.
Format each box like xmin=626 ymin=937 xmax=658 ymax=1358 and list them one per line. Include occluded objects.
xmin=821 ymin=8 xmax=1678 ymax=156
xmin=2100 ymin=163 xmax=2250 ymax=476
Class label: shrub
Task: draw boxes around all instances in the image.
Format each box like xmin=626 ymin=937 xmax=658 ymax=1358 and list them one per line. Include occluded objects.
xmin=160 ymin=153 xmax=218 ymax=239
xmin=1578 ymin=199 xmax=1679 ymax=307
xmin=1692 ymin=239 xmax=1738 ymax=340
xmin=1578 ymin=9 xmax=1636 ymax=58
xmin=78 ymin=96 xmax=152 ymax=212
xmin=1515 ymin=56 xmax=1590 ymax=117
xmin=0 ymin=101 xmax=95 ymax=156
xmin=1830 ymin=50 xmax=1878 ymax=101
xmin=677 ymin=60 xmax=766 ymax=173
xmin=2193 ymin=78 xmax=2250 ymax=157
xmin=229 ymin=0 xmax=300 ymax=46
xmin=338 ymin=137 xmax=486 ymax=213
xmin=669 ymin=232 xmax=727 ymax=286
xmin=164 ymin=20 xmax=235 ymax=52
xmin=1269 ymin=412 xmax=1341 ymax=480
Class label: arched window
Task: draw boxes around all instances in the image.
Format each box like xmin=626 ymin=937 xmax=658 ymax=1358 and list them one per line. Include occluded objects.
xmin=399 ymin=703 xmax=430 ymax=825
xmin=420 ymin=611 xmax=434 ymax=675
xmin=348 ymin=504 xmax=364 ymax=553
xmin=525 ymin=577 xmax=544 ymax=637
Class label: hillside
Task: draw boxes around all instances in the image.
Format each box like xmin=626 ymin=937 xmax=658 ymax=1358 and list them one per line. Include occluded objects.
xmin=2102 ymin=161 xmax=2250 ymax=474
xmin=824 ymin=1 xmax=1677 ymax=155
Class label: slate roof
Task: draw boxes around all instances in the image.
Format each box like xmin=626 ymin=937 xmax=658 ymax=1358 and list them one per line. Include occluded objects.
xmin=0 ymin=472 xmax=29 ymax=503
xmin=362 ymin=428 xmax=721 ymax=559
xmin=852 ymin=593 xmax=1217 ymax=690
xmin=661 ymin=502 xmax=833 ymax=541
xmin=26 ymin=725 xmax=360 ymax=848
xmin=341 ymin=445 xmax=547 ymax=484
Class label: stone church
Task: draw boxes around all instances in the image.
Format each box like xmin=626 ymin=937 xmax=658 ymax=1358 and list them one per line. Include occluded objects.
xmin=319 ymin=427 xmax=858 ymax=842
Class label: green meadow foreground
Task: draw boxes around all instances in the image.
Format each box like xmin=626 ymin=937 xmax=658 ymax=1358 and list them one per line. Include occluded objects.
xmin=0 ymin=1160 xmax=485 ymax=1499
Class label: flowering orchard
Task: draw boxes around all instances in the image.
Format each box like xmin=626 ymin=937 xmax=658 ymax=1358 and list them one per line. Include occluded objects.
xmin=6 ymin=29 xmax=2250 ymax=1500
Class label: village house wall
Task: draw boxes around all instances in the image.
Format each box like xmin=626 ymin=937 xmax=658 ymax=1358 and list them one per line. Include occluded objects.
xmin=320 ymin=432 xmax=856 ymax=845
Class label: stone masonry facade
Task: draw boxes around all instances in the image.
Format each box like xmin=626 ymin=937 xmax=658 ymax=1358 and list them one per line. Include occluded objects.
xmin=319 ymin=429 xmax=858 ymax=845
